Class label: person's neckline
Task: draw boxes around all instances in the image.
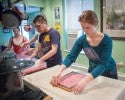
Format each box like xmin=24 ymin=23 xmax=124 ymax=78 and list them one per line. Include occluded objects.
xmin=86 ymin=32 xmax=105 ymax=47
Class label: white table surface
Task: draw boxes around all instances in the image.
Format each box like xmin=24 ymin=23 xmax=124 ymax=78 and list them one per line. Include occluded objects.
xmin=23 ymin=65 xmax=125 ymax=100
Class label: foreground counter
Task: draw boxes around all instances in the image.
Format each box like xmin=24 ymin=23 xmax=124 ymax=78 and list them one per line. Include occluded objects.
xmin=23 ymin=65 xmax=125 ymax=100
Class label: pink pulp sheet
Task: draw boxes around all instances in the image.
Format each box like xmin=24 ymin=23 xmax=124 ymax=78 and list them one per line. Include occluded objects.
xmin=21 ymin=63 xmax=47 ymax=75
xmin=58 ymin=72 xmax=86 ymax=89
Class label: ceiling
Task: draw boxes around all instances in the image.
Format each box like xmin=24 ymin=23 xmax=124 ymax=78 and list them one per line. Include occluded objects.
xmin=15 ymin=4 xmax=40 ymax=13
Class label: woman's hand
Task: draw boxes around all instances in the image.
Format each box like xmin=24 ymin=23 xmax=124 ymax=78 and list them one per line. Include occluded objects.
xmin=72 ymin=73 xmax=94 ymax=94
xmin=51 ymin=65 xmax=67 ymax=85
xmin=72 ymin=79 xmax=88 ymax=94
xmin=51 ymin=71 xmax=61 ymax=85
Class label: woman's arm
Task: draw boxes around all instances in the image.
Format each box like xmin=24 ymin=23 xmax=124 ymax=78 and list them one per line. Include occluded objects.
xmin=7 ymin=37 xmax=13 ymax=49
xmin=63 ymin=36 xmax=84 ymax=67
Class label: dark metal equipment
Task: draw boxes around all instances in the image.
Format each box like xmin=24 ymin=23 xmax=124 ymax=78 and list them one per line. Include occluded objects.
xmin=0 ymin=52 xmax=36 ymax=100
xmin=1 ymin=9 xmax=22 ymax=28
xmin=0 ymin=52 xmax=50 ymax=100
xmin=0 ymin=0 xmax=22 ymax=28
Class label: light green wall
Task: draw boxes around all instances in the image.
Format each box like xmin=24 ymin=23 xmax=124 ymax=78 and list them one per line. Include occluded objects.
xmin=25 ymin=0 xmax=45 ymax=7
xmin=113 ymin=40 xmax=125 ymax=62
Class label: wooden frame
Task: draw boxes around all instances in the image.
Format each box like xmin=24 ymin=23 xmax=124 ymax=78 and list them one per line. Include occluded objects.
xmin=102 ymin=0 xmax=125 ymax=40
